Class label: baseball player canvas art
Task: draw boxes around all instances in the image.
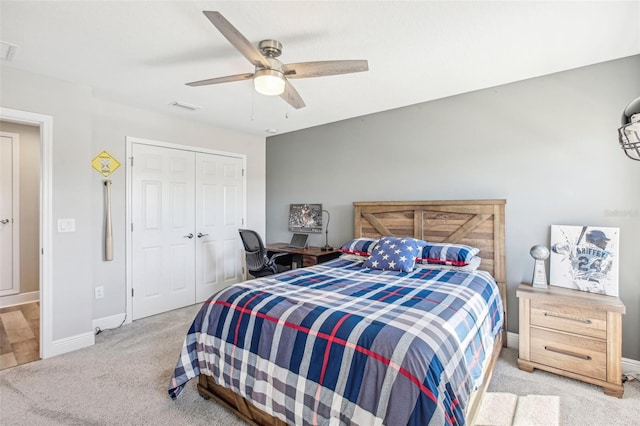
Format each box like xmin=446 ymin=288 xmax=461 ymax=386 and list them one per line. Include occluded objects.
xmin=550 ymin=225 xmax=620 ymax=296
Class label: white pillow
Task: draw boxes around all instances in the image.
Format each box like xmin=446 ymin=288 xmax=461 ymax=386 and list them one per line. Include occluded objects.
xmin=340 ymin=253 xmax=368 ymax=262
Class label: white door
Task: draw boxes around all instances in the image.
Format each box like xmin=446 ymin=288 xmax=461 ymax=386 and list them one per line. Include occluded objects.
xmin=131 ymin=143 xmax=245 ymax=319
xmin=195 ymin=153 xmax=243 ymax=302
xmin=132 ymin=144 xmax=196 ymax=319
xmin=0 ymin=132 xmax=19 ymax=296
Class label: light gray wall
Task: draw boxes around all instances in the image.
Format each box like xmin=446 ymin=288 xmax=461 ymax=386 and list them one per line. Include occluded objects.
xmin=90 ymin=97 xmax=267 ymax=321
xmin=2 ymin=66 xmax=94 ymax=340
xmin=0 ymin=121 xmax=40 ymax=295
xmin=266 ymin=55 xmax=640 ymax=360
xmin=1 ymin=65 xmax=267 ymax=345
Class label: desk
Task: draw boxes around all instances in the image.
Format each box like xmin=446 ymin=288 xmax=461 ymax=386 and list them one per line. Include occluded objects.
xmin=266 ymin=243 xmax=342 ymax=268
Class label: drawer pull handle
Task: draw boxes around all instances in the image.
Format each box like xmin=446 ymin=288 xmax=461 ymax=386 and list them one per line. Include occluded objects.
xmin=544 ymin=312 xmax=592 ymax=324
xmin=544 ymin=346 xmax=592 ymax=361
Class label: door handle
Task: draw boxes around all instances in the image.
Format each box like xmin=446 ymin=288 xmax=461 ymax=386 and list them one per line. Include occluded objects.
xmin=0 ymin=219 xmax=9 ymax=224
xmin=184 ymin=233 xmax=194 ymax=239
xmin=197 ymin=232 xmax=209 ymax=238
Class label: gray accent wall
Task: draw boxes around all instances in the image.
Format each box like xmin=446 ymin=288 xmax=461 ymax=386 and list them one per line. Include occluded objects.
xmin=266 ymin=55 xmax=640 ymax=360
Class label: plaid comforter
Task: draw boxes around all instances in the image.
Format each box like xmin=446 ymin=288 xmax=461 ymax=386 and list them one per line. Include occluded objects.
xmin=169 ymin=258 xmax=503 ymax=426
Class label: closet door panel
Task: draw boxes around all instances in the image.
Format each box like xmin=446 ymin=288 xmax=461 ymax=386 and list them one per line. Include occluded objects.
xmin=195 ymin=153 xmax=243 ymax=302
xmin=132 ymin=144 xmax=195 ymax=319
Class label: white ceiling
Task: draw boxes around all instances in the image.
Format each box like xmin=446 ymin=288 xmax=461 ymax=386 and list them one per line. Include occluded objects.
xmin=1 ymin=1 xmax=639 ymax=136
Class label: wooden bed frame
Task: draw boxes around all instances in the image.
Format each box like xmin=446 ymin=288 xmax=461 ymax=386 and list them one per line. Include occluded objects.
xmin=198 ymin=199 xmax=507 ymax=426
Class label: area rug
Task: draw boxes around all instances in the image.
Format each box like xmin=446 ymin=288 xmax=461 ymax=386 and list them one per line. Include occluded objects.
xmin=475 ymin=392 xmax=560 ymax=426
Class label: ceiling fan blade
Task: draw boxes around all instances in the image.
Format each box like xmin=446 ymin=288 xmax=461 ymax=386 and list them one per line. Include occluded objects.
xmin=283 ymin=60 xmax=369 ymax=79
xmin=203 ymin=11 xmax=270 ymax=69
xmin=186 ymin=73 xmax=254 ymax=87
xmin=280 ymin=79 xmax=306 ymax=109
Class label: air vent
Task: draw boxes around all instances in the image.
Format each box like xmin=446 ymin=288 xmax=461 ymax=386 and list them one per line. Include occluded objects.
xmin=1 ymin=41 xmax=17 ymax=61
xmin=170 ymin=101 xmax=201 ymax=111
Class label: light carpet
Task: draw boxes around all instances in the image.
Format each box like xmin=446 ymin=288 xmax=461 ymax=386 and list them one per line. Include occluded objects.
xmin=2 ymin=304 xmax=638 ymax=425
xmin=476 ymin=392 xmax=560 ymax=426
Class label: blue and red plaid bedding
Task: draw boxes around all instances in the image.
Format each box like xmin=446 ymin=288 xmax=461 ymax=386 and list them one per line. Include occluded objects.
xmin=169 ymin=258 xmax=503 ymax=425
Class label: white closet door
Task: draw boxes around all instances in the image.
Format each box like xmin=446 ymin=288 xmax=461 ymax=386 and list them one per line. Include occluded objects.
xmin=195 ymin=153 xmax=243 ymax=302
xmin=132 ymin=144 xmax=196 ymax=320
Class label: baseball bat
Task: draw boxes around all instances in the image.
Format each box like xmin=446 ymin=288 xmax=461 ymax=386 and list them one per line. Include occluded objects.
xmin=105 ymin=180 xmax=113 ymax=261
xmin=576 ymin=225 xmax=587 ymax=245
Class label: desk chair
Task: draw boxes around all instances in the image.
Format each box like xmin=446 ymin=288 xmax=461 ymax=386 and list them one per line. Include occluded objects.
xmin=238 ymin=229 xmax=291 ymax=278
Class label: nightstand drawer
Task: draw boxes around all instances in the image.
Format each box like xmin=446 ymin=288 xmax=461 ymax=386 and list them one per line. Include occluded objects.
xmin=530 ymin=327 xmax=606 ymax=381
xmin=531 ymin=300 xmax=606 ymax=339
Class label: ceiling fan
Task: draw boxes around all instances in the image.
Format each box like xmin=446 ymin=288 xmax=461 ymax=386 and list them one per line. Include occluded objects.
xmin=186 ymin=11 xmax=369 ymax=109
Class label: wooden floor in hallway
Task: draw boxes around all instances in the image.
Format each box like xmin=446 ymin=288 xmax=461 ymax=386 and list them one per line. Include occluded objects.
xmin=0 ymin=302 xmax=40 ymax=371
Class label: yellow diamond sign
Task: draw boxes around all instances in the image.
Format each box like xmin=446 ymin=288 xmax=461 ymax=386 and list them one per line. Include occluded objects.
xmin=91 ymin=151 xmax=121 ymax=177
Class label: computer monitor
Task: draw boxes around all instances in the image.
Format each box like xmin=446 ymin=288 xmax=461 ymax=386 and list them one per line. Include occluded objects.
xmin=288 ymin=203 xmax=322 ymax=233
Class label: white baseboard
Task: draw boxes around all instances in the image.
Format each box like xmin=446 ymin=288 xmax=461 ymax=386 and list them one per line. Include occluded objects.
xmin=92 ymin=313 xmax=127 ymax=331
xmin=506 ymin=331 xmax=519 ymax=349
xmin=622 ymin=357 xmax=640 ymax=376
xmin=44 ymin=316 xmax=126 ymax=359
xmin=48 ymin=331 xmax=94 ymax=358
xmin=505 ymin=331 xmax=639 ymax=376
xmin=0 ymin=290 xmax=39 ymax=308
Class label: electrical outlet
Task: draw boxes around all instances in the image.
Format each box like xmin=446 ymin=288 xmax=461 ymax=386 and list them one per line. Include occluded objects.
xmin=95 ymin=286 xmax=104 ymax=299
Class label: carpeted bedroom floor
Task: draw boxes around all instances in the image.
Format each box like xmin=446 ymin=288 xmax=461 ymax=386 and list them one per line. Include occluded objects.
xmin=476 ymin=393 xmax=560 ymax=425
xmin=0 ymin=303 xmax=638 ymax=425
xmin=488 ymin=345 xmax=640 ymax=425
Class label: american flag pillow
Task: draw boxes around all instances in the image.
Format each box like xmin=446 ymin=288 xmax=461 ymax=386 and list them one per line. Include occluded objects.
xmin=415 ymin=255 xmax=482 ymax=271
xmin=362 ymin=236 xmax=427 ymax=272
xmin=418 ymin=242 xmax=480 ymax=266
xmin=339 ymin=237 xmax=379 ymax=257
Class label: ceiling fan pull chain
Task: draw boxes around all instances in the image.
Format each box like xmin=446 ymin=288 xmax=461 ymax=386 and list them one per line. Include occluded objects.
xmin=250 ymin=89 xmax=255 ymax=121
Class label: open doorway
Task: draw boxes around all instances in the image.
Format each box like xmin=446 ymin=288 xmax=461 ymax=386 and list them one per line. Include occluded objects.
xmin=0 ymin=121 xmax=41 ymax=370
xmin=0 ymin=107 xmax=55 ymax=362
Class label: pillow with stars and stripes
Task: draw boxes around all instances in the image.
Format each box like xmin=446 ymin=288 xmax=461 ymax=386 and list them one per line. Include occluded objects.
xmin=417 ymin=242 xmax=480 ymax=266
xmin=339 ymin=237 xmax=379 ymax=257
xmin=362 ymin=236 xmax=427 ymax=272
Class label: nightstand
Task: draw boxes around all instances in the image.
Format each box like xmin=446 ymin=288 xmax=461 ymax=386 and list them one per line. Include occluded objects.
xmin=517 ymin=283 xmax=626 ymax=398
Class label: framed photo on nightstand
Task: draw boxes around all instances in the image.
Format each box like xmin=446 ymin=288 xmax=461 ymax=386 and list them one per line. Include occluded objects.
xmin=549 ymin=225 xmax=619 ymax=296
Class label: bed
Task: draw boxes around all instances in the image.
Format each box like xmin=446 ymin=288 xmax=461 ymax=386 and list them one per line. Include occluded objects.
xmin=169 ymin=199 xmax=507 ymax=425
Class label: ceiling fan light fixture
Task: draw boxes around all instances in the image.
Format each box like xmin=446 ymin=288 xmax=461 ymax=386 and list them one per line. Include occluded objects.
xmin=189 ymin=12 xmax=367 ymax=109
xmin=254 ymin=69 xmax=285 ymax=96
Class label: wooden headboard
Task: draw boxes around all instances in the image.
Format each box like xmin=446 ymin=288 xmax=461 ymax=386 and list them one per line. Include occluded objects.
xmin=353 ymin=199 xmax=507 ymax=338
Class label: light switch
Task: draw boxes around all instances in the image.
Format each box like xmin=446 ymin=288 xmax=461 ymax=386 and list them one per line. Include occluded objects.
xmin=57 ymin=218 xmax=76 ymax=233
